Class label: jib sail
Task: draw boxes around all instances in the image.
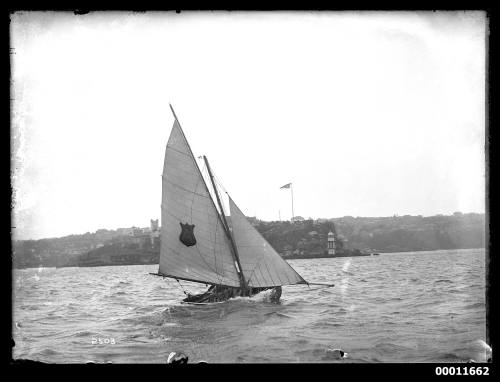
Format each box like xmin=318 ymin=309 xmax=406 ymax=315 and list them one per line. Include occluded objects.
xmin=228 ymin=197 xmax=307 ymax=288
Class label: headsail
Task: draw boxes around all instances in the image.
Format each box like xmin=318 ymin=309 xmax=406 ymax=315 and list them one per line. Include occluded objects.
xmin=228 ymin=197 xmax=307 ymax=287
xmin=159 ymin=117 xmax=241 ymax=287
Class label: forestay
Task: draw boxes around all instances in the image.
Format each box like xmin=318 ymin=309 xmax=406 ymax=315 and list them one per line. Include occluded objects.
xmin=228 ymin=197 xmax=307 ymax=288
xmin=159 ymin=120 xmax=241 ymax=287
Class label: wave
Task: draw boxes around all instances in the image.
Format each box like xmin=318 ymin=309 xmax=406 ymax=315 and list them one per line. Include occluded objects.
xmin=12 ymin=249 xmax=485 ymax=363
xmin=434 ymin=279 xmax=453 ymax=284
xmin=374 ymin=342 xmax=414 ymax=353
xmin=439 ymin=352 xmax=469 ymax=362
xmin=463 ymin=302 xmax=485 ymax=310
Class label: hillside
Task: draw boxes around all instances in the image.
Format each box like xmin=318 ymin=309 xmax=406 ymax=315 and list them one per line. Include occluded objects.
xmin=12 ymin=212 xmax=485 ymax=269
xmin=256 ymin=212 xmax=485 ymax=256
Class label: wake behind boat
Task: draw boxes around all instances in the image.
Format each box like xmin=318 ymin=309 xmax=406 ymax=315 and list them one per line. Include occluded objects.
xmin=150 ymin=105 xmax=332 ymax=303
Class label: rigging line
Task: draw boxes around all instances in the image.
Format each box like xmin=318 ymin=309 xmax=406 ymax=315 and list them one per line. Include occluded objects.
xmin=215 ymin=177 xmax=228 ymax=196
xmin=175 ymin=279 xmax=189 ymax=295
xmin=212 ymin=171 xmax=230 ymax=211
xmin=210 ymin=167 xmax=227 ymax=193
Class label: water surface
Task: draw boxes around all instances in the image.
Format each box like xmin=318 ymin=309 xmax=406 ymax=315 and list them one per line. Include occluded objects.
xmin=12 ymin=248 xmax=487 ymax=363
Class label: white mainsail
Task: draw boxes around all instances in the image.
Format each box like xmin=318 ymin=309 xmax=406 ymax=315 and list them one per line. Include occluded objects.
xmin=228 ymin=197 xmax=307 ymax=288
xmin=159 ymin=119 xmax=241 ymax=287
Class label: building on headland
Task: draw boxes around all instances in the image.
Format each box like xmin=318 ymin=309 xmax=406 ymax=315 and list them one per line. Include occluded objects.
xmin=76 ymin=219 xmax=161 ymax=267
xmin=117 ymin=227 xmax=134 ymax=236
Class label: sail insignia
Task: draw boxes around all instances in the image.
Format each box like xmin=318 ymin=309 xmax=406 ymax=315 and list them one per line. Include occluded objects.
xmin=179 ymin=222 xmax=196 ymax=247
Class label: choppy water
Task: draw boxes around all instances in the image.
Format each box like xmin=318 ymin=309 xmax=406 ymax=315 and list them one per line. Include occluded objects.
xmin=12 ymin=248 xmax=488 ymax=363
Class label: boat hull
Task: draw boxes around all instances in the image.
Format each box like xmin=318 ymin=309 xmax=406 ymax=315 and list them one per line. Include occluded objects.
xmin=182 ymin=286 xmax=281 ymax=304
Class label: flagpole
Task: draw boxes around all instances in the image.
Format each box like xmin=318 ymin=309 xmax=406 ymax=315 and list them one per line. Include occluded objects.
xmin=291 ymin=183 xmax=294 ymax=223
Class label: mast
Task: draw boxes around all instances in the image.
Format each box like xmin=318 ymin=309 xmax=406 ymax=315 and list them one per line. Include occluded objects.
xmin=203 ymin=155 xmax=247 ymax=291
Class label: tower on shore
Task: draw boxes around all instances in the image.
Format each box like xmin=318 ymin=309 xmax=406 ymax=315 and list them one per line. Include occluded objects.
xmin=327 ymin=231 xmax=336 ymax=256
xmin=150 ymin=219 xmax=160 ymax=246
xmin=150 ymin=219 xmax=159 ymax=232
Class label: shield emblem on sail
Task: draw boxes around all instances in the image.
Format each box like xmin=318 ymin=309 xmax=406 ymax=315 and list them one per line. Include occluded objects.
xmin=179 ymin=222 xmax=197 ymax=247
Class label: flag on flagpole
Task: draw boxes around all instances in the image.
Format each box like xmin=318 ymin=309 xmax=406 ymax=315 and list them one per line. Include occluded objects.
xmin=280 ymin=183 xmax=292 ymax=189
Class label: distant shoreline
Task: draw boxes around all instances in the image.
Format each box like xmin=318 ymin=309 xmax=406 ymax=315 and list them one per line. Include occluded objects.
xmin=12 ymin=247 xmax=486 ymax=270
xmin=13 ymin=214 xmax=485 ymax=270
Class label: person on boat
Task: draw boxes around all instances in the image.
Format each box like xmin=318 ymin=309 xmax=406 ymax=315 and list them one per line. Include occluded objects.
xmin=268 ymin=285 xmax=282 ymax=303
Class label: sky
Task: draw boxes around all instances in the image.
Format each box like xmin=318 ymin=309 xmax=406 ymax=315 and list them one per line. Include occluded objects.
xmin=11 ymin=11 xmax=486 ymax=240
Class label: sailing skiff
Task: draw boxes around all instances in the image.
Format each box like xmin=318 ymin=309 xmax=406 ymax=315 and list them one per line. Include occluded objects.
xmin=151 ymin=105 xmax=332 ymax=303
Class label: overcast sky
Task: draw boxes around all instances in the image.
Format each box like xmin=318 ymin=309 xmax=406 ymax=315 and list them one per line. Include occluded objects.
xmin=11 ymin=11 xmax=486 ymax=240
